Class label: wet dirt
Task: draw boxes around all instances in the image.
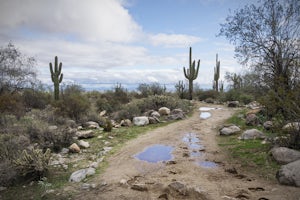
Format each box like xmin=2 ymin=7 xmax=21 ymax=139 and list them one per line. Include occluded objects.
xmin=76 ymin=102 xmax=300 ymax=200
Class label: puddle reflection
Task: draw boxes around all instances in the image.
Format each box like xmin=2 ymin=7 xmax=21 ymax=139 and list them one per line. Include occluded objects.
xmin=135 ymin=144 xmax=174 ymax=163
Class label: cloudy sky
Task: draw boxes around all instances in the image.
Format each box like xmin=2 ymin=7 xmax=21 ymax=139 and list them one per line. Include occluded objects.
xmin=0 ymin=0 xmax=257 ymax=90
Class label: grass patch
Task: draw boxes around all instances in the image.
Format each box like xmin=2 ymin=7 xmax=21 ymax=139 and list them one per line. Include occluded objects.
xmin=218 ymin=110 xmax=280 ymax=181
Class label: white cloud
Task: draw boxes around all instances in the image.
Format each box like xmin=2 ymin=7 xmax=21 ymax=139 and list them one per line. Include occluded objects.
xmin=0 ymin=0 xmax=142 ymax=43
xmin=149 ymin=33 xmax=202 ymax=48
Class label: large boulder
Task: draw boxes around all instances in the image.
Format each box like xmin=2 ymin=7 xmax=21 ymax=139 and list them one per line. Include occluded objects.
xmin=271 ymin=147 xmax=300 ymax=164
xmin=133 ymin=116 xmax=149 ymax=126
xmin=276 ymin=160 xmax=300 ymax=187
xmin=239 ymin=129 xmax=266 ymax=140
xmin=246 ymin=101 xmax=262 ymax=110
xmin=76 ymin=130 xmax=95 ymax=139
xmin=220 ymin=125 xmax=241 ymax=136
xmin=246 ymin=113 xmax=260 ymax=126
xmin=148 ymin=117 xmax=160 ymax=124
xmin=158 ymin=107 xmax=171 ymax=116
xmin=168 ymin=109 xmax=185 ymax=120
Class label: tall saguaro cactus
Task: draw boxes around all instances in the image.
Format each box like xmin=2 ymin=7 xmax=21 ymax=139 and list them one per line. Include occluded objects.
xmin=49 ymin=56 xmax=63 ymax=100
xmin=183 ymin=47 xmax=200 ymax=100
xmin=213 ymin=54 xmax=220 ymax=92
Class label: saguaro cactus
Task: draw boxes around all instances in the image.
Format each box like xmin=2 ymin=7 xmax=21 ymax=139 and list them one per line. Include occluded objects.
xmin=49 ymin=56 xmax=63 ymax=100
xmin=183 ymin=47 xmax=200 ymax=100
xmin=213 ymin=54 xmax=220 ymax=92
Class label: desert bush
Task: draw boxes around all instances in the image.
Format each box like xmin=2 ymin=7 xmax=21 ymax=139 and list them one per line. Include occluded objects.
xmin=54 ymin=84 xmax=90 ymax=121
xmin=22 ymin=89 xmax=51 ymax=110
xmin=0 ymin=91 xmax=25 ymax=118
xmin=96 ymin=96 xmax=114 ymax=113
xmin=137 ymin=83 xmax=166 ymax=98
xmin=103 ymin=118 xmax=113 ymax=132
xmin=13 ymin=148 xmax=51 ymax=179
xmin=195 ymin=89 xmax=218 ymax=101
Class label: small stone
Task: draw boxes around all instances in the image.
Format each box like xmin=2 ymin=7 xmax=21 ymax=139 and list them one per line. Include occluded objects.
xmin=76 ymin=130 xmax=95 ymax=139
xmin=69 ymin=143 xmax=81 ymax=153
xmin=158 ymin=107 xmax=171 ymax=115
xmin=119 ymin=179 xmax=128 ymax=185
xmin=131 ymin=184 xmax=148 ymax=191
xmin=166 ymin=160 xmax=177 ymax=165
xmin=60 ymin=148 xmax=69 ymax=154
xmin=78 ymin=140 xmax=90 ymax=148
xmin=240 ymin=129 xmax=266 ymax=140
xmin=89 ymin=162 xmax=99 ymax=169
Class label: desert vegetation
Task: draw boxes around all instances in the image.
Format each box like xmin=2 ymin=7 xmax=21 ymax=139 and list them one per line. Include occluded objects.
xmin=0 ymin=0 xmax=299 ymax=198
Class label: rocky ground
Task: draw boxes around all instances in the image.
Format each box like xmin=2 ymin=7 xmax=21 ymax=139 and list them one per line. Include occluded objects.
xmin=72 ymin=103 xmax=300 ymax=200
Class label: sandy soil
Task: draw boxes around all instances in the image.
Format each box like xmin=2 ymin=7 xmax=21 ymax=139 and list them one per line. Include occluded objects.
xmin=76 ymin=102 xmax=300 ymax=200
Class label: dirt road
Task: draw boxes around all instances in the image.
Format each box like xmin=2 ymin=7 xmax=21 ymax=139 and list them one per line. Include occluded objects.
xmin=77 ymin=103 xmax=300 ymax=200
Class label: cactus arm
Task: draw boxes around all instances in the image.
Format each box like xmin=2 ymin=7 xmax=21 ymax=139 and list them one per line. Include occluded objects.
xmin=59 ymin=74 xmax=63 ymax=83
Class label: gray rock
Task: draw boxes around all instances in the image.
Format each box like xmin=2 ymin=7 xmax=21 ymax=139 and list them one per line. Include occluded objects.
xmin=220 ymin=125 xmax=241 ymax=136
xmin=168 ymin=112 xmax=185 ymax=120
xmin=120 ymin=119 xmax=132 ymax=127
xmin=239 ymin=129 xmax=266 ymax=140
xmin=168 ymin=181 xmax=188 ymax=196
xmin=133 ymin=116 xmax=149 ymax=126
xmin=81 ymin=183 xmax=96 ymax=190
xmin=69 ymin=168 xmax=96 ymax=182
xmin=283 ymin=122 xmax=300 ymax=131
xmin=76 ymin=130 xmax=95 ymax=139
xmin=246 ymin=101 xmax=262 ymax=110
xmin=271 ymin=147 xmax=300 ymax=164
xmin=263 ymin=121 xmax=273 ymax=130
xmin=83 ymin=121 xmax=99 ymax=129
xmin=246 ymin=114 xmax=260 ymax=126
xmin=150 ymin=111 xmax=161 ymax=118
xmin=60 ymin=148 xmax=69 ymax=154
xmin=69 ymin=169 xmax=87 ymax=182
xmin=148 ymin=117 xmax=159 ymax=124
xmin=228 ymin=101 xmax=239 ymax=107
xmin=78 ymin=140 xmax=90 ymax=148
xmin=158 ymin=107 xmax=171 ymax=116
xmin=276 ymin=160 xmax=300 ymax=187
xmin=48 ymin=125 xmax=58 ymax=131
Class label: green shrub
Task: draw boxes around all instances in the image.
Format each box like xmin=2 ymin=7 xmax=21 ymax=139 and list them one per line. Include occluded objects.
xmin=195 ymin=89 xmax=218 ymax=101
xmin=22 ymin=89 xmax=51 ymax=109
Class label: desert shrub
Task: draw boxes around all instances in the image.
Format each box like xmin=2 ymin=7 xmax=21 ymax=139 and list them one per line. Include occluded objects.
xmin=221 ymin=89 xmax=254 ymax=105
xmin=0 ymin=134 xmax=31 ymax=186
xmin=96 ymin=96 xmax=114 ymax=113
xmin=103 ymin=118 xmax=113 ymax=132
xmin=116 ymin=101 xmax=142 ymax=120
xmin=54 ymin=84 xmax=90 ymax=121
xmin=22 ymin=89 xmax=51 ymax=110
xmin=195 ymin=89 xmax=218 ymax=101
xmin=137 ymin=83 xmax=166 ymax=98
xmin=0 ymin=92 xmax=25 ymax=118
xmin=13 ymin=148 xmax=51 ymax=179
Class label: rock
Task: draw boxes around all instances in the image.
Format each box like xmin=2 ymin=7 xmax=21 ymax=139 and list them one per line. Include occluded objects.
xmin=158 ymin=107 xmax=171 ymax=116
xmin=246 ymin=108 xmax=262 ymax=115
xmin=78 ymin=140 xmax=90 ymax=148
xmin=69 ymin=143 xmax=81 ymax=153
xmin=220 ymin=125 xmax=241 ymax=136
xmin=148 ymin=117 xmax=159 ymax=124
xmin=76 ymin=130 xmax=95 ymax=139
xmin=60 ymin=148 xmax=69 ymax=154
xmin=168 ymin=112 xmax=185 ymax=120
xmin=83 ymin=121 xmax=99 ymax=129
xmin=133 ymin=116 xmax=149 ymax=126
xmin=0 ymin=186 xmax=7 ymax=191
xmin=228 ymin=101 xmax=239 ymax=107
xmin=48 ymin=125 xmax=58 ymax=131
xmin=99 ymin=110 xmax=106 ymax=117
xmin=81 ymin=183 xmax=96 ymax=190
xmin=151 ymin=111 xmax=161 ymax=118
xmin=239 ymin=129 xmax=266 ymax=140
xmin=66 ymin=119 xmax=77 ymax=128
xmin=276 ymin=160 xmax=300 ymax=187
xmin=246 ymin=101 xmax=262 ymax=110
xmin=89 ymin=162 xmax=99 ymax=169
xmin=120 ymin=119 xmax=132 ymax=127
xmin=69 ymin=169 xmax=86 ymax=182
xmin=131 ymin=184 xmax=148 ymax=191
xmin=168 ymin=181 xmax=188 ymax=196
xmin=69 ymin=168 xmax=96 ymax=182
xmin=282 ymin=122 xmax=300 ymax=131
xmin=263 ymin=121 xmax=273 ymax=130
xmin=271 ymin=147 xmax=300 ymax=164
xmin=245 ymin=113 xmax=260 ymax=126
xmin=205 ymin=98 xmax=214 ymax=104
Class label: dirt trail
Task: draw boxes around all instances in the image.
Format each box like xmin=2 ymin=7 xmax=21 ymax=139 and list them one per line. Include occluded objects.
xmin=77 ymin=103 xmax=300 ymax=200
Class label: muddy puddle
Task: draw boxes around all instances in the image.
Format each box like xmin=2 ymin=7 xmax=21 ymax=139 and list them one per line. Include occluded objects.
xmin=134 ymin=144 xmax=174 ymax=163
xmin=182 ymin=133 xmax=217 ymax=168
xmin=200 ymin=112 xmax=211 ymax=119
xmin=199 ymin=107 xmax=222 ymax=111
xmin=197 ymin=161 xmax=218 ymax=168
